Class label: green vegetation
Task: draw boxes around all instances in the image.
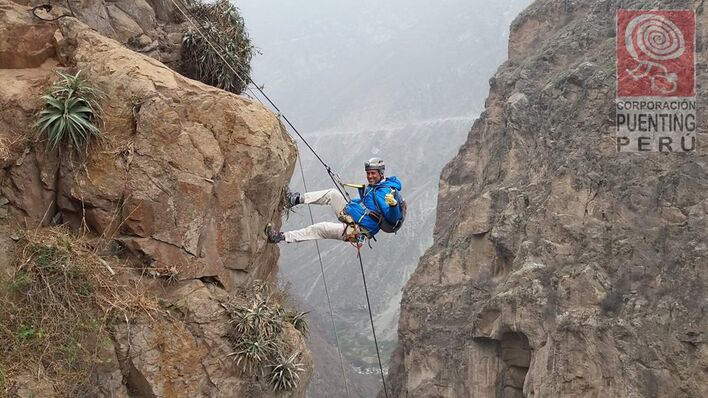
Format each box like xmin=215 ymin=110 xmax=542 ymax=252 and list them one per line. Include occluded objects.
xmin=35 ymin=70 xmax=102 ymax=154
xmin=338 ymin=323 xmax=395 ymax=371
xmin=0 ymin=227 xmax=155 ymax=396
xmin=181 ymin=0 xmax=255 ymax=94
xmin=224 ymin=281 xmax=308 ymax=392
xmin=267 ymin=352 xmax=305 ymax=392
xmin=284 ymin=310 xmax=310 ymax=337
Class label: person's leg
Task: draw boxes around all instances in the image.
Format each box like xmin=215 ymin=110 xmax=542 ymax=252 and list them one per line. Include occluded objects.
xmin=301 ymin=189 xmax=347 ymax=216
xmin=283 ymin=222 xmax=347 ymax=243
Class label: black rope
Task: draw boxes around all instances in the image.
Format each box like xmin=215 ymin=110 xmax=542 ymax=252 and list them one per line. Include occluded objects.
xmin=254 ymin=91 xmax=350 ymax=201
xmin=36 ymin=1 xmax=382 ymax=397
xmin=32 ymin=1 xmax=75 ymax=21
xmin=167 ymin=5 xmax=388 ymax=397
xmin=296 ymin=155 xmax=352 ymax=398
xmin=171 ymin=0 xmax=350 ymax=202
xmin=169 ymin=0 xmax=258 ymax=97
xmin=356 ymin=246 xmax=389 ymax=398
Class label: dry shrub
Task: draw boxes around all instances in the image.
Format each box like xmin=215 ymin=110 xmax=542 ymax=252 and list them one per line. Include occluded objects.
xmin=181 ymin=0 xmax=255 ymax=94
xmin=0 ymin=227 xmax=157 ymax=396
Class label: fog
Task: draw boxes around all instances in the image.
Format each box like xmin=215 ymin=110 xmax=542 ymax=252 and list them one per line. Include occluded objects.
xmin=237 ymin=1 xmax=533 ymax=396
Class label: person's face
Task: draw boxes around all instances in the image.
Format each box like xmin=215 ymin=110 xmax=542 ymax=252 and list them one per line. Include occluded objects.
xmin=366 ymin=169 xmax=382 ymax=185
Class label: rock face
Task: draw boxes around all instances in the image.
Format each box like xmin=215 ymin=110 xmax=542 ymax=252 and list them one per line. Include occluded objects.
xmin=110 ymin=280 xmax=313 ymax=398
xmin=25 ymin=0 xmax=183 ymax=65
xmin=386 ymin=0 xmax=707 ymax=397
xmin=0 ymin=1 xmax=309 ymax=396
xmin=1 ymin=1 xmax=296 ymax=290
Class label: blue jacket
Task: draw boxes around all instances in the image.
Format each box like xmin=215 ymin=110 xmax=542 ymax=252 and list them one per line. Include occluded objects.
xmin=344 ymin=176 xmax=403 ymax=235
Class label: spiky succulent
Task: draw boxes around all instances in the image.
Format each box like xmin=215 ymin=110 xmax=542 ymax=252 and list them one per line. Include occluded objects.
xmin=268 ymin=352 xmax=305 ymax=392
xmin=35 ymin=70 xmax=102 ymax=153
xmin=285 ymin=310 xmax=309 ymax=337
xmin=224 ymin=281 xmax=307 ymax=392
xmin=231 ymin=337 xmax=277 ymax=373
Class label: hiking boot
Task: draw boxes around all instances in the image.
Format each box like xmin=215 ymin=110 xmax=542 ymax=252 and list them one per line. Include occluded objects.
xmin=285 ymin=190 xmax=302 ymax=209
xmin=265 ymin=223 xmax=285 ymax=243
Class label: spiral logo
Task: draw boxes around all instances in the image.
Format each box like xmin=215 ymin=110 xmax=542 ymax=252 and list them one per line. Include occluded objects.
xmin=625 ymin=14 xmax=685 ymax=62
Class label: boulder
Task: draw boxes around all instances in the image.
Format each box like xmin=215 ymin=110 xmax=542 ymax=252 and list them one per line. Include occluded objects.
xmin=0 ymin=0 xmax=57 ymax=68
xmin=59 ymin=17 xmax=296 ymax=289
xmin=111 ymin=0 xmax=158 ymax=36
xmin=105 ymin=3 xmax=143 ymax=42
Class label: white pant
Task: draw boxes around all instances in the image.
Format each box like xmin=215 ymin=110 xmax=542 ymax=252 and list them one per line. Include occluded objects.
xmin=283 ymin=189 xmax=353 ymax=243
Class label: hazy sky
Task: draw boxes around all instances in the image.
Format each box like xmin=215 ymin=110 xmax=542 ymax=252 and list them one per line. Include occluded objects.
xmin=234 ymin=1 xmax=534 ymax=396
xmin=237 ymin=0 xmax=532 ymax=132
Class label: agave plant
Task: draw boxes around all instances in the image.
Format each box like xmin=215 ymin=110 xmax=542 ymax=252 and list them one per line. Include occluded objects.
xmin=230 ymin=337 xmax=277 ymax=373
xmin=268 ymin=352 xmax=305 ymax=392
xmin=285 ymin=310 xmax=309 ymax=337
xmin=35 ymin=70 xmax=102 ymax=153
xmin=224 ymin=280 xmax=307 ymax=389
xmin=230 ymin=299 xmax=281 ymax=338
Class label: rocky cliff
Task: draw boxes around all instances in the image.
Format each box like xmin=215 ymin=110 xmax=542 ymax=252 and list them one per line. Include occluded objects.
xmin=0 ymin=0 xmax=310 ymax=396
xmin=14 ymin=0 xmax=184 ymax=65
xmin=386 ymin=0 xmax=707 ymax=397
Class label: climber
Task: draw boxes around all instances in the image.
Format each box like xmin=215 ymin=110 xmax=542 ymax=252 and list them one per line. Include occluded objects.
xmin=265 ymin=157 xmax=405 ymax=244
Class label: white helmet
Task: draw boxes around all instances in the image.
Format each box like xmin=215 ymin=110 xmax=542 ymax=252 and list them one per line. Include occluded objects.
xmin=364 ymin=157 xmax=385 ymax=172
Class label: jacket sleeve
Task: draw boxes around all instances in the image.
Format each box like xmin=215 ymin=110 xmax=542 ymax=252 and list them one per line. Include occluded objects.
xmin=378 ymin=188 xmax=402 ymax=221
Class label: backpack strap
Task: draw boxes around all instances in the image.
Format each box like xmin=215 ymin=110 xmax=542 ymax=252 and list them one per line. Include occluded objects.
xmin=371 ymin=186 xmax=397 ymax=225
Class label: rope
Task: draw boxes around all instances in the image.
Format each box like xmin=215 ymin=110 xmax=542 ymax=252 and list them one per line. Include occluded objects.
xmin=168 ymin=1 xmax=360 ymax=395
xmin=167 ymin=0 xmax=262 ymax=100
xmin=296 ymin=155 xmax=352 ymax=398
xmin=35 ymin=0 xmax=382 ymax=394
xmin=356 ymin=246 xmax=389 ymax=398
xmin=169 ymin=0 xmax=350 ymax=202
xmin=157 ymin=2 xmax=387 ymax=395
xmin=31 ymin=1 xmax=76 ymax=21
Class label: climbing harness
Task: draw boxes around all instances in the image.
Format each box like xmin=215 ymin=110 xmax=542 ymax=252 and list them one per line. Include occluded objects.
xmin=337 ymin=211 xmax=374 ymax=249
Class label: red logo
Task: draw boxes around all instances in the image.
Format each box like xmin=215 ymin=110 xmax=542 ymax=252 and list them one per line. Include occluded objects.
xmin=617 ymin=10 xmax=695 ymax=97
